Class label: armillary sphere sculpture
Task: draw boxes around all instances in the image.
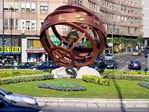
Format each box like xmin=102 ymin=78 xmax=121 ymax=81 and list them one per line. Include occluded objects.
xmin=40 ymin=5 xmax=106 ymax=67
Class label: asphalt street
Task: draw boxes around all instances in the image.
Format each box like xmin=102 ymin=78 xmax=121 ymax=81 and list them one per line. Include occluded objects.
xmin=115 ymin=52 xmax=147 ymax=71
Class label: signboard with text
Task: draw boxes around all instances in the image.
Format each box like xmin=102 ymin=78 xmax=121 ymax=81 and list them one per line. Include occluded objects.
xmin=0 ymin=47 xmax=21 ymax=53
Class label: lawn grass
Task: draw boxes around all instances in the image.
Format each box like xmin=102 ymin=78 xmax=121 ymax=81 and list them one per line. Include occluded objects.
xmin=0 ymin=79 xmax=149 ymax=99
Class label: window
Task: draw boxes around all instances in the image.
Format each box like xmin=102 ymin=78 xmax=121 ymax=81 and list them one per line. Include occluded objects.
xmin=21 ymin=2 xmax=36 ymax=12
xmin=31 ymin=3 xmax=36 ymax=12
xmin=27 ymin=39 xmax=42 ymax=49
xmin=21 ymin=2 xmax=25 ymax=12
xmin=26 ymin=3 xmax=30 ymax=12
xmin=40 ymin=5 xmax=48 ymax=13
xmin=21 ymin=20 xmax=26 ymax=30
xmin=27 ymin=39 xmax=33 ymax=49
xmin=31 ymin=20 xmax=36 ymax=30
xmin=4 ymin=18 xmax=9 ymax=30
xmin=9 ymin=18 xmax=14 ymax=29
xmin=15 ymin=19 xmax=19 ymax=30
xmin=26 ymin=21 xmax=31 ymax=30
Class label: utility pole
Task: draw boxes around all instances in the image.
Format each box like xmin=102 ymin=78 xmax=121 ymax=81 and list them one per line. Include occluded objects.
xmin=2 ymin=0 xmax=5 ymax=63
xmin=10 ymin=6 xmax=14 ymax=55
xmin=112 ymin=3 xmax=114 ymax=54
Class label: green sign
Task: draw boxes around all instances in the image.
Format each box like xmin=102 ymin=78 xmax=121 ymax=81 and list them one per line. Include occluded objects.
xmin=49 ymin=34 xmax=61 ymax=46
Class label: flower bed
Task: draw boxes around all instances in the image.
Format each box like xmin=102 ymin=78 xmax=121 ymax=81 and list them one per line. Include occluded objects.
xmin=138 ymin=81 xmax=149 ymax=89
xmin=38 ymin=81 xmax=86 ymax=91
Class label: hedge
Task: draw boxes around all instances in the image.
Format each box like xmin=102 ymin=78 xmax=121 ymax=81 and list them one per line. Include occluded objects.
xmin=38 ymin=81 xmax=86 ymax=91
xmin=103 ymin=74 xmax=149 ymax=81
xmin=82 ymin=75 xmax=110 ymax=86
xmin=0 ymin=69 xmax=48 ymax=78
xmin=103 ymin=69 xmax=149 ymax=75
xmin=0 ymin=74 xmax=53 ymax=85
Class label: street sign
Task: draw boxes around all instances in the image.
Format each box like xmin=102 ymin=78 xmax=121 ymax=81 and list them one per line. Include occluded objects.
xmin=49 ymin=34 xmax=61 ymax=46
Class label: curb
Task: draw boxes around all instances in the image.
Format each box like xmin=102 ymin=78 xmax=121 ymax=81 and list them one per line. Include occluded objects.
xmin=36 ymin=97 xmax=149 ymax=109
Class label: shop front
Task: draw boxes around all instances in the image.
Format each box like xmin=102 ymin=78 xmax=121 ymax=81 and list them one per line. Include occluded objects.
xmin=0 ymin=46 xmax=21 ymax=66
xmin=26 ymin=49 xmax=47 ymax=62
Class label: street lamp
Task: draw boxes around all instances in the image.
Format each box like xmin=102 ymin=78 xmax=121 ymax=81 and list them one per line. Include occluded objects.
xmin=2 ymin=0 xmax=5 ymax=63
xmin=111 ymin=4 xmax=114 ymax=54
xmin=9 ymin=6 xmax=14 ymax=55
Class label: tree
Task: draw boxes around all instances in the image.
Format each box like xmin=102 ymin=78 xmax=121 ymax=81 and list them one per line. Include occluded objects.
xmin=136 ymin=36 xmax=144 ymax=46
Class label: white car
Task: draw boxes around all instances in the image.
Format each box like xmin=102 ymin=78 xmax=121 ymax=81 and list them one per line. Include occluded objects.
xmin=131 ymin=50 xmax=141 ymax=56
xmin=0 ymin=88 xmax=38 ymax=105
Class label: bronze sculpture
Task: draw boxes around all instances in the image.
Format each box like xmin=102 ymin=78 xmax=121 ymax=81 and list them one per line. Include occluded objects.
xmin=40 ymin=5 xmax=106 ymax=67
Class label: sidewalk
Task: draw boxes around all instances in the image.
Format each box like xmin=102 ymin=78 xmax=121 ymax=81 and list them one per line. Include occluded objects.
xmin=36 ymin=97 xmax=149 ymax=109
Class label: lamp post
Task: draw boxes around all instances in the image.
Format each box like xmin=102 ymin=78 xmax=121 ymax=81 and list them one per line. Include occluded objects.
xmin=9 ymin=6 xmax=14 ymax=55
xmin=2 ymin=0 xmax=4 ymax=65
xmin=111 ymin=4 xmax=114 ymax=54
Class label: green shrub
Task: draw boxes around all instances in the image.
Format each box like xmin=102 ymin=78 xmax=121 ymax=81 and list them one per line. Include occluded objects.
xmin=82 ymin=75 xmax=110 ymax=86
xmin=0 ymin=74 xmax=53 ymax=85
xmin=100 ymin=78 xmax=110 ymax=86
xmin=0 ymin=69 xmax=48 ymax=78
xmin=38 ymin=81 xmax=86 ymax=91
xmin=103 ymin=69 xmax=149 ymax=75
xmin=103 ymin=74 xmax=149 ymax=81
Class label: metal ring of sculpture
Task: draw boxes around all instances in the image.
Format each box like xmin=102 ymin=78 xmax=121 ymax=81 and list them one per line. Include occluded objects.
xmin=40 ymin=5 xmax=106 ymax=67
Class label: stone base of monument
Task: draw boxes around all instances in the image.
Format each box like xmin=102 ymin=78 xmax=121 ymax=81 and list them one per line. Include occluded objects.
xmin=51 ymin=66 xmax=101 ymax=79
xmin=76 ymin=66 xmax=101 ymax=78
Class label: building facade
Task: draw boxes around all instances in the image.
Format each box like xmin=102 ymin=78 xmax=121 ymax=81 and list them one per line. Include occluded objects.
xmin=143 ymin=0 xmax=149 ymax=46
xmin=0 ymin=0 xmax=143 ymax=63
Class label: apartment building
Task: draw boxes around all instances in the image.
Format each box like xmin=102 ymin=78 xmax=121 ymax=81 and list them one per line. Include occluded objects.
xmin=143 ymin=0 xmax=149 ymax=47
xmin=0 ymin=0 xmax=143 ymax=63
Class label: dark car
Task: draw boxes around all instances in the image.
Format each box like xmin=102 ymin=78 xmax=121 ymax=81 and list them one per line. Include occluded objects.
xmin=17 ymin=62 xmax=37 ymax=69
xmin=144 ymin=47 xmax=149 ymax=58
xmin=104 ymin=53 xmax=115 ymax=60
xmin=35 ymin=61 xmax=60 ymax=70
xmin=105 ymin=60 xmax=118 ymax=69
xmin=128 ymin=60 xmax=141 ymax=70
xmin=89 ymin=59 xmax=106 ymax=72
xmin=0 ymin=96 xmax=41 ymax=112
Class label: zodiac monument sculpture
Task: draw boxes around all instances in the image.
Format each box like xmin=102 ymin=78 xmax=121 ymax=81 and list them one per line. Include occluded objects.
xmin=40 ymin=5 xmax=106 ymax=67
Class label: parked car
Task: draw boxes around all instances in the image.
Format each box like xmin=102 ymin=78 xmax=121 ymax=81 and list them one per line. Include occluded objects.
xmin=144 ymin=47 xmax=149 ymax=58
xmin=0 ymin=61 xmax=3 ymax=67
xmin=105 ymin=60 xmax=118 ymax=69
xmin=0 ymin=96 xmax=41 ymax=112
xmin=0 ymin=88 xmax=38 ymax=105
xmin=3 ymin=63 xmax=13 ymax=68
xmin=143 ymin=47 xmax=149 ymax=58
xmin=34 ymin=61 xmax=60 ymax=70
xmin=131 ymin=50 xmax=141 ymax=56
xmin=128 ymin=60 xmax=141 ymax=70
xmin=104 ymin=53 xmax=115 ymax=60
xmin=17 ymin=62 xmax=37 ymax=69
xmin=89 ymin=59 xmax=106 ymax=72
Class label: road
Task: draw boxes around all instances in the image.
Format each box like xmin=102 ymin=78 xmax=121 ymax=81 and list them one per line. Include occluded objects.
xmin=42 ymin=107 xmax=149 ymax=112
xmin=115 ymin=52 xmax=147 ymax=71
